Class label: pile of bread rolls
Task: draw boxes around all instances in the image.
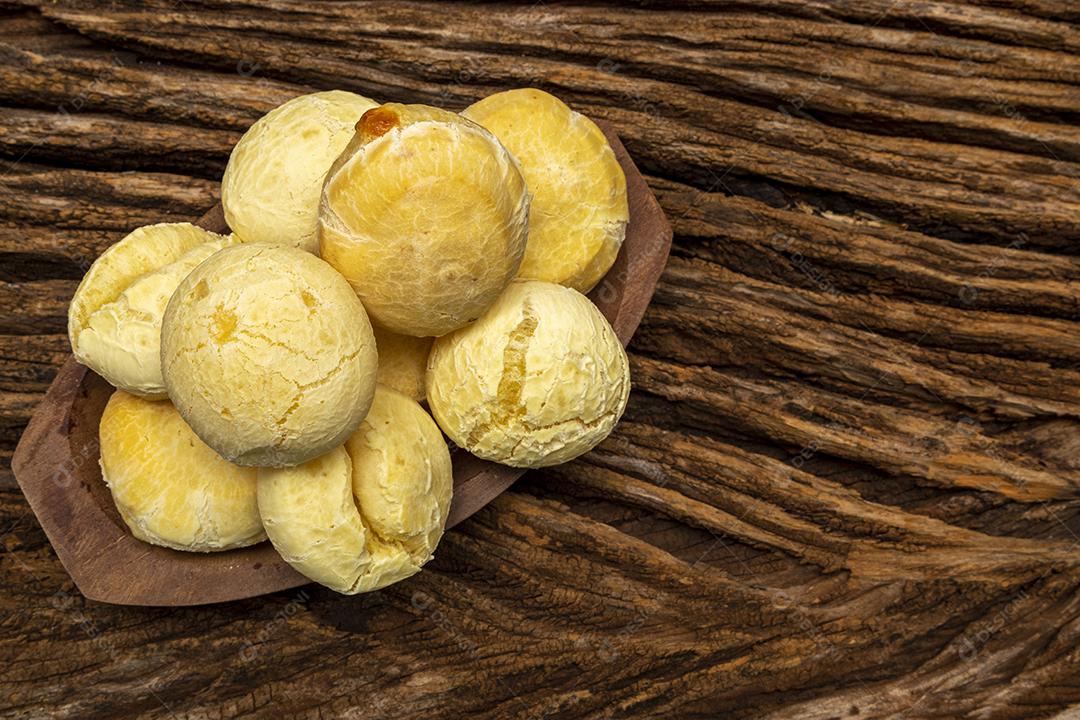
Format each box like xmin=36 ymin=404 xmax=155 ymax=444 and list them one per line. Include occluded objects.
xmin=68 ymin=88 xmax=631 ymax=595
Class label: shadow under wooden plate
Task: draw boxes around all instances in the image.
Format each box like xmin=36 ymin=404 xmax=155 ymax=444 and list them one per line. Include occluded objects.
xmin=11 ymin=121 xmax=673 ymax=606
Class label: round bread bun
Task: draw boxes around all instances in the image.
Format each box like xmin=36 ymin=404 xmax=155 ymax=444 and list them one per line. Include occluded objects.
xmin=319 ymin=103 xmax=529 ymax=336
xmin=68 ymin=222 xmax=237 ymax=398
xmin=99 ymin=390 xmax=265 ymax=552
xmin=257 ymin=386 xmax=453 ymax=594
xmin=427 ymin=280 xmax=630 ymax=467
xmin=161 ymin=243 xmax=378 ymax=467
xmin=222 ymin=90 xmax=380 ymax=253
xmin=462 ymin=88 xmax=628 ymax=293
xmin=372 ymin=324 xmax=433 ymax=402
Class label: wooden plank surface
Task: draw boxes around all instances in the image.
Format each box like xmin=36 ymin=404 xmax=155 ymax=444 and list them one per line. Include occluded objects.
xmin=1 ymin=1 xmax=1078 ymax=717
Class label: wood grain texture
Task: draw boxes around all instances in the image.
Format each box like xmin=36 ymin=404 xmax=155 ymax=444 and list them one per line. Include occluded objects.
xmin=0 ymin=1 xmax=1078 ymax=718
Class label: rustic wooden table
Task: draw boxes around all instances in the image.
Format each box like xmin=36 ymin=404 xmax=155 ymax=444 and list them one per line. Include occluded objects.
xmin=1 ymin=2 xmax=1079 ymax=718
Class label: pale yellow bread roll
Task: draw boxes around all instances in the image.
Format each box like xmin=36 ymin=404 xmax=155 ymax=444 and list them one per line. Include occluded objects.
xmin=222 ymin=90 xmax=380 ymax=253
xmin=462 ymin=88 xmax=628 ymax=293
xmin=68 ymin=223 xmax=236 ymax=398
xmin=319 ymin=103 xmax=529 ymax=336
xmin=99 ymin=390 xmax=265 ymax=552
xmin=427 ymin=280 xmax=629 ymax=467
xmin=161 ymin=243 xmax=378 ymax=467
xmin=372 ymin=324 xmax=433 ymax=402
xmin=258 ymin=386 xmax=453 ymax=594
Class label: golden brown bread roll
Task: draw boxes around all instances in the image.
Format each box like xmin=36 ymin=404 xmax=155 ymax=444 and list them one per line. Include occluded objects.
xmin=319 ymin=103 xmax=529 ymax=336
xmin=99 ymin=390 xmax=265 ymax=552
xmin=463 ymin=88 xmax=628 ymax=293
xmin=68 ymin=222 xmax=236 ymax=398
xmin=427 ymin=280 xmax=630 ymax=467
xmin=372 ymin=324 xmax=433 ymax=402
xmin=222 ymin=90 xmax=380 ymax=252
xmin=161 ymin=243 xmax=379 ymax=467
xmin=258 ymin=387 xmax=453 ymax=594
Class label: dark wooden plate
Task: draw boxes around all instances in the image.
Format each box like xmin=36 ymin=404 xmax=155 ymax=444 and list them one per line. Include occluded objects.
xmin=11 ymin=121 xmax=672 ymax=606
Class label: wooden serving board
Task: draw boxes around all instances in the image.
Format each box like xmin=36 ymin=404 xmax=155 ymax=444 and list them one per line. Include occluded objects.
xmin=10 ymin=122 xmax=672 ymax=606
